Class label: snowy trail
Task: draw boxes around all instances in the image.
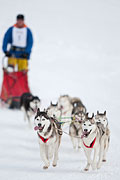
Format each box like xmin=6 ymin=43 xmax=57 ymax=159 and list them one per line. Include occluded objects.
xmin=0 ymin=107 xmax=120 ymax=180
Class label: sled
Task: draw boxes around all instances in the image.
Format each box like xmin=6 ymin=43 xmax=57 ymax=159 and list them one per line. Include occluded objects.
xmin=0 ymin=57 xmax=30 ymax=109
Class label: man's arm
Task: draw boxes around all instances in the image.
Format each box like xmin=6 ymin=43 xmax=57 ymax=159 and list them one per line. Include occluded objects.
xmin=2 ymin=27 xmax=12 ymax=53
xmin=25 ymin=28 xmax=33 ymax=55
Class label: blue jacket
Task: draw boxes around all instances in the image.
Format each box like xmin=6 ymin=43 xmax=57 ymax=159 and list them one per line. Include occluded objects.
xmin=2 ymin=25 xmax=33 ymax=59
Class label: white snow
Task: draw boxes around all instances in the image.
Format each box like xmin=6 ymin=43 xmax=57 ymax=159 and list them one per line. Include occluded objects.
xmin=0 ymin=0 xmax=120 ymax=179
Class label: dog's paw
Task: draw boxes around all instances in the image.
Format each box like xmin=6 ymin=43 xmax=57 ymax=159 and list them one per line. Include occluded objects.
xmin=43 ymin=166 xmax=48 ymax=169
xmin=102 ymin=159 xmax=106 ymax=162
xmin=84 ymin=168 xmax=89 ymax=171
xmin=52 ymin=164 xmax=57 ymax=167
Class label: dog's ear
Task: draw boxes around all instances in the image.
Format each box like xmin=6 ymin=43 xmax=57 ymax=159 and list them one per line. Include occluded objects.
xmin=44 ymin=108 xmax=48 ymax=114
xmin=28 ymin=96 xmax=33 ymax=100
xmin=104 ymin=111 xmax=106 ymax=116
xmin=50 ymin=101 xmax=52 ymax=106
xmin=92 ymin=113 xmax=94 ymax=118
xmin=86 ymin=112 xmax=89 ymax=118
xmin=37 ymin=108 xmax=40 ymax=115
xmin=97 ymin=111 xmax=99 ymax=115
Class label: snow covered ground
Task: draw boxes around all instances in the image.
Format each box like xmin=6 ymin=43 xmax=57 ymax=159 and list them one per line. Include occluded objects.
xmin=0 ymin=0 xmax=120 ymax=179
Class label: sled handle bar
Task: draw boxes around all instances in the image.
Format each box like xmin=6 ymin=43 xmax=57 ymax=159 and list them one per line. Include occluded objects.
xmin=2 ymin=56 xmax=6 ymax=69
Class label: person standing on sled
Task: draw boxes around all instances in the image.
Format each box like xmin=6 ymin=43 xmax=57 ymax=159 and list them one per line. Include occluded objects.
xmin=2 ymin=14 xmax=33 ymax=72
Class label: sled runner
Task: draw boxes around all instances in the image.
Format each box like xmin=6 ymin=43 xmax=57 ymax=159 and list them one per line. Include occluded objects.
xmin=0 ymin=57 xmax=30 ymax=109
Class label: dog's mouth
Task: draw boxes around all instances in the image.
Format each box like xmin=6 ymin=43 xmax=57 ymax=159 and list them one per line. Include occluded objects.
xmin=81 ymin=129 xmax=92 ymax=138
xmin=34 ymin=125 xmax=45 ymax=131
xmin=59 ymin=105 xmax=63 ymax=110
xmin=33 ymin=107 xmax=38 ymax=113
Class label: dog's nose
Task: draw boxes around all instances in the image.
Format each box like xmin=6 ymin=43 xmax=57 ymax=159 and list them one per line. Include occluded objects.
xmin=84 ymin=129 xmax=88 ymax=132
xmin=38 ymin=123 xmax=41 ymax=127
xmin=97 ymin=122 xmax=100 ymax=125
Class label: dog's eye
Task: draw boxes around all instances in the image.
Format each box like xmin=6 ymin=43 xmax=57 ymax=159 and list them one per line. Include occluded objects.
xmin=37 ymin=119 xmax=39 ymax=121
xmin=42 ymin=119 xmax=45 ymax=121
xmin=84 ymin=124 xmax=86 ymax=126
xmin=89 ymin=124 xmax=91 ymax=126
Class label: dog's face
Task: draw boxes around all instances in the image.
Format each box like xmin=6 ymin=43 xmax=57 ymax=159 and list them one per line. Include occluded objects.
xmin=73 ymin=111 xmax=86 ymax=123
xmin=47 ymin=102 xmax=61 ymax=118
xmin=58 ymin=95 xmax=71 ymax=111
xmin=82 ymin=113 xmax=97 ymax=137
xmin=95 ymin=111 xmax=108 ymax=128
xmin=30 ymin=96 xmax=40 ymax=112
xmin=34 ymin=109 xmax=51 ymax=133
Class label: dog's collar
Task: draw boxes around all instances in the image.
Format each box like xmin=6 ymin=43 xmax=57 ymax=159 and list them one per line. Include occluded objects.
xmin=83 ymin=137 xmax=96 ymax=148
xmin=37 ymin=132 xmax=50 ymax=143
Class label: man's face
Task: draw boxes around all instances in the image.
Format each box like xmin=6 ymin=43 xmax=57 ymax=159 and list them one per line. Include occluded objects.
xmin=16 ymin=19 xmax=24 ymax=28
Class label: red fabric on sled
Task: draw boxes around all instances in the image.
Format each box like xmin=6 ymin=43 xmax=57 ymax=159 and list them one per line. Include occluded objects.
xmin=0 ymin=71 xmax=30 ymax=102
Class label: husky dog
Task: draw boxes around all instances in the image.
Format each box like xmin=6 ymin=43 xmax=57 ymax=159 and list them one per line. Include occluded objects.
xmin=20 ymin=92 xmax=41 ymax=125
xmin=58 ymin=95 xmax=86 ymax=117
xmin=34 ymin=108 xmax=62 ymax=169
xmin=47 ymin=102 xmax=62 ymax=121
xmin=69 ymin=97 xmax=86 ymax=149
xmin=81 ymin=113 xmax=104 ymax=171
xmin=71 ymin=97 xmax=86 ymax=114
xmin=69 ymin=111 xmax=86 ymax=149
xmin=95 ymin=111 xmax=110 ymax=164
xmin=58 ymin=95 xmax=73 ymax=118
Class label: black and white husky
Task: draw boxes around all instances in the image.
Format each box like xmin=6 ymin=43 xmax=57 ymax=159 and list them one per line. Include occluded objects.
xmin=20 ymin=92 xmax=41 ymax=125
xmin=81 ymin=113 xmax=110 ymax=171
xmin=34 ymin=108 xmax=62 ymax=169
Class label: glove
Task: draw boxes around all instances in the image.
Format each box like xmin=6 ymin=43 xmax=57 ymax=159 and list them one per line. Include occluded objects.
xmin=21 ymin=53 xmax=29 ymax=59
xmin=5 ymin=51 xmax=11 ymax=57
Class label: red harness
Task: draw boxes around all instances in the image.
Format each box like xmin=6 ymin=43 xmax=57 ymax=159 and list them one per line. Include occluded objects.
xmin=83 ymin=137 xmax=96 ymax=148
xmin=37 ymin=133 xmax=50 ymax=143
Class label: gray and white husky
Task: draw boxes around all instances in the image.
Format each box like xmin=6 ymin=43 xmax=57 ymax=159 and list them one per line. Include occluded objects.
xmin=81 ymin=113 xmax=110 ymax=171
xmin=95 ymin=111 xmax=110 ymax=164
xmin=58 ymin=95 xmax=73 ymax=118
xmin=69 ymin=111 xmax=86 ymax=149
xmin=34 ymin=108 xmax=62 ymax=169
xmin=58 ymin=95 xmax=86 ymax=120
xmin=69 ymin=98 xmax=86 ymax=149
xmin=47 ymin=102 xmax=62 ymax=121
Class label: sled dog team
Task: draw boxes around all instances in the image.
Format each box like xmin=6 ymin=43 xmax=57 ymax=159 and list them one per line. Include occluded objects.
xmin=20 ymin=93 xmax=110 ymax=171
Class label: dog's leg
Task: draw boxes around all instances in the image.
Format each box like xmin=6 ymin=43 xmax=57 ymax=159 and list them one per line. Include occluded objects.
xmin=71 ymin=137 xmax=77 ymax=149
xmin=92 ymin=147 xmax=99 ymax=170
xmin=84 ymin=148 xmax=92 ymax=171
xmin=52 ymin=141 xmax=59 ymax=167
xmin=40 ymin=144 xmax=50 ymax=169
xmin=78 ymin=138 xmax=81 ymax=149
xmin=26 ymin=112 xmax=32 ymax=128
xmin=48 ymin=145 xmax=54 ymax=160
xmin=22 ymin=107 xmax=27 ymax=122
xmin=102 ymin=137 xmax=109 ymax=162
xmin=97 ymin=139 xmax=104 ymax=169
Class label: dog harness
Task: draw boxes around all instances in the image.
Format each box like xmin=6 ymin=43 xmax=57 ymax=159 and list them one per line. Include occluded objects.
xmin=83 ymin=137 xmax=96 ymax=148
xmin=37 ymin=132 xmax=50 ymax=143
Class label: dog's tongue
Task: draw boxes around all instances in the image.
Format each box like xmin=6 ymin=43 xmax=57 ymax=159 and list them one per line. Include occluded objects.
xmin=81 ymin=131 xmax=88 ymax=139
xmin=34 ymin=126 xmax=39 ymax=131
xmin=33 ymin=108 xmax=38 ymax=113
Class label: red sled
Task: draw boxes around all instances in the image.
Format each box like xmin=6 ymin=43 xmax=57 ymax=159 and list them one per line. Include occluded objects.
xmin=0 ymin=70 xmax=30 ymax=109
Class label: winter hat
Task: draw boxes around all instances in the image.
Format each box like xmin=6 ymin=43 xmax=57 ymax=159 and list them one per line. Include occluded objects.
xmin=17 ymin=14 xmax=24 ymax=20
